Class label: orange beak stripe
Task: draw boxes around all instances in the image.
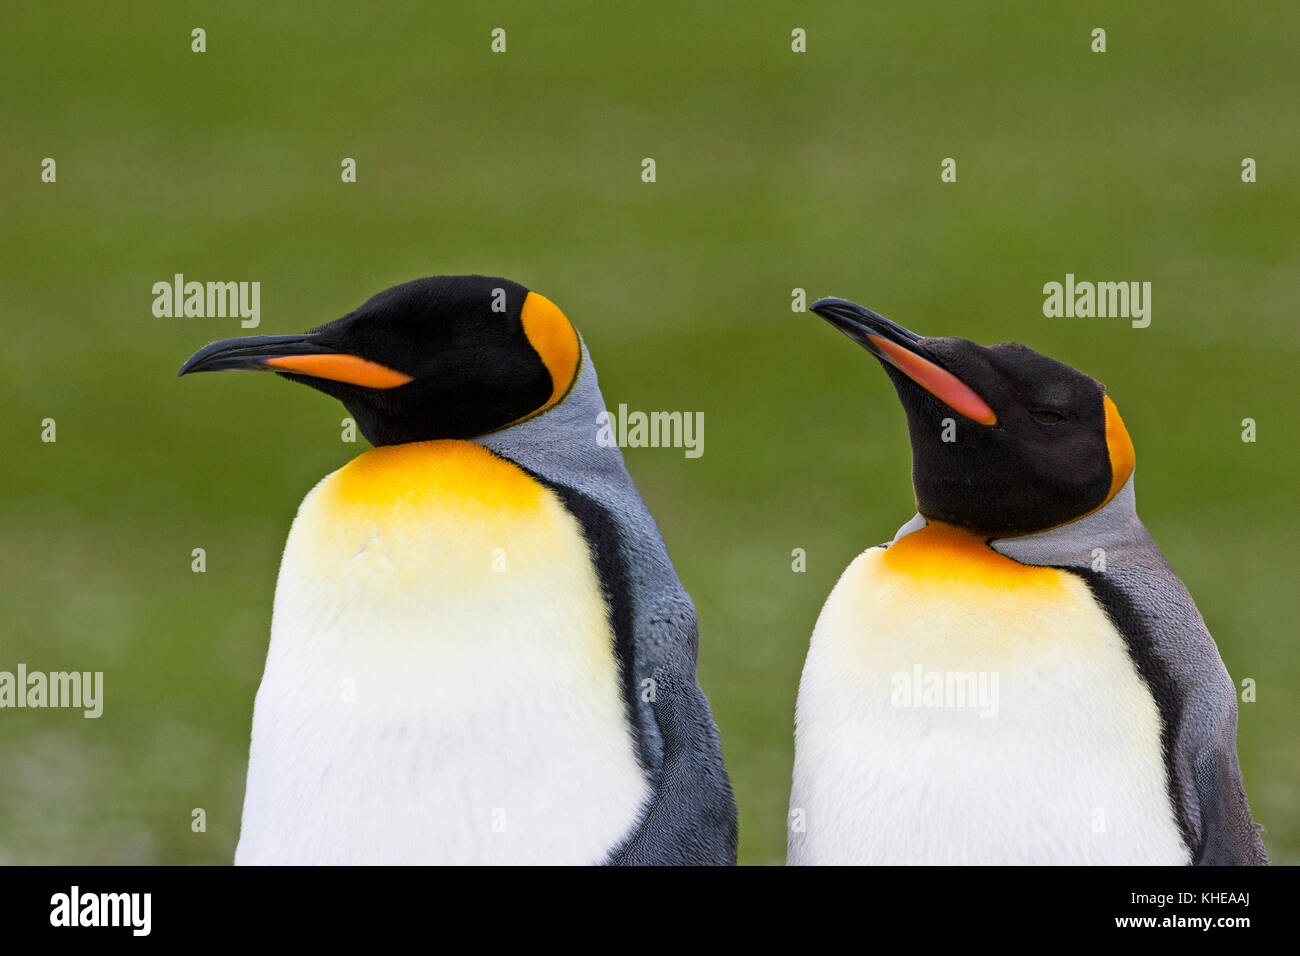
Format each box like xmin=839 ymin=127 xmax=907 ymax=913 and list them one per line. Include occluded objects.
xmin=868 ymin=334 xmax=998 ymax=426
xmin=264 ymin=354 xmax=413 ymax=389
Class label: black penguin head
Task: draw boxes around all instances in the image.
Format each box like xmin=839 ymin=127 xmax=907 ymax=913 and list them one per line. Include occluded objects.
xmin=811 ymin=297 xmax=1135 ymax=536
xmin=179 ymin=275 xmax=581 ymax=445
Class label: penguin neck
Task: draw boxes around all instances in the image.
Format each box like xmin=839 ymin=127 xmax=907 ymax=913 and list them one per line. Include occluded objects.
xmin=476 ymin=338 xmax=694 ymax=677
xmin=326 ymin=440 xmax=547 ymax=519
xmin=882 ymin=520 xmax=1060 ymax=588
xmin=476 ymin=341 xmax=680 ymax=586
xmin=477 ymin=344 xmax=630 ymax=488
xmin=989 ymin=470 xmax=1144 ymax=567
xmin=891 ymin=471 xmax=1143 ymax=568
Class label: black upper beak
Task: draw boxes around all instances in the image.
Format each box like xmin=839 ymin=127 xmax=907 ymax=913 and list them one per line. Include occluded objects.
xmin=809 ymin=297 xmax=937 ymax=362
xmin=177 ymin=333 xmax=328 ymax=377
xmin=809 ymin=296 xmax=999 ymax=426
xmin=178 ymin=331 xmax=414 ymax=390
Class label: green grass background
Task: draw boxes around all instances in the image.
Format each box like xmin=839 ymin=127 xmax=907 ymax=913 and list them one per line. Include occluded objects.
xmin=1 ymin=2 xmax=1295 ymax=864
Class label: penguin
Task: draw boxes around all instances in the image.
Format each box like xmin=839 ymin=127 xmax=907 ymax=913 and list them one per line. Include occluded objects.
xmin=788 ymin=296 xmax=1267 ymax=866
xmin=179 ymin=275 xmax=737 ymax=865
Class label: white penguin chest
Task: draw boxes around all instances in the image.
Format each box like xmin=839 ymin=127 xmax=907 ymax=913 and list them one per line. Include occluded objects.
xmin=790 ymin=525 xmax=1189 ymax=865
xmin=236 ymin=441 xmax=649 ymax=865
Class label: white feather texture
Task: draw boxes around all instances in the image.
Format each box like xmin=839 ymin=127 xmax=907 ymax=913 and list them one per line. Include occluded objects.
xmin=789 ymin=531 xmax=1189 ymax=865
xmin=235 ymin=441 xmax=649 ymax=864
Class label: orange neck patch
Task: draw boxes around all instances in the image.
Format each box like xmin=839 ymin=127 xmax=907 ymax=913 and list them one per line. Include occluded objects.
xmin=519 ymin=291 xmax=580 ymax=414
xmin=326 ymin=440 xmax=545 ymax=517
xmin=883 ymin=521 xmax=1061 ymax=589
xmin=1102 ymin=395 xmax=1135 ymax=503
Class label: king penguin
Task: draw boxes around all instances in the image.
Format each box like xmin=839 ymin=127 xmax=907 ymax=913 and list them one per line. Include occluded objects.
xmin=788 ymin=296 xmax=1267 ymax=866
xmin=179 ymin=275 xmax=737 ymax=865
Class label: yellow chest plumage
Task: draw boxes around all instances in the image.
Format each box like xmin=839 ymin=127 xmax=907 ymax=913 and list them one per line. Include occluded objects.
xmin=289 ymin=440 xmax=585 ymax=611
xmin=855 ymin=522 xmax=1092 ymax=669
xmin=326 ymin=439 xmax=548 ymax=516
xmin=237 ymin=440 xmax=650 ymax=864
xmin=790 ymin=521 xmax=1187 ymax=865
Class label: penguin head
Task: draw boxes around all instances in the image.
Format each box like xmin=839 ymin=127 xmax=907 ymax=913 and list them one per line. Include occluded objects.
xmin=179 ymin=275 xmax=581 ymax=446
xmin=811 ymin=297 xmax=1135 ymax=536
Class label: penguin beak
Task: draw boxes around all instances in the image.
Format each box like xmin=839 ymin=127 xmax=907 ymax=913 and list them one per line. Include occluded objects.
xmin=178 ymin=333 xmax=413 ymax=390
xmin=810 ymin=297 xmax=998 ymax=426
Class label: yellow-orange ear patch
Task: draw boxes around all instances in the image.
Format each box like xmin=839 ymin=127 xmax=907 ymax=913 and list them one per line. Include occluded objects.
xmin=265 ymin=354 xmax=413 ymax=389
xmin=1103 ymin=394 xmax=1135 ymax=502
xmin=520 ymin=291 xmax=580 ymax=413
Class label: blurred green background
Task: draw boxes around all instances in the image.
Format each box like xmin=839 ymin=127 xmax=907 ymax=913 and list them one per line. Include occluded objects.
xmin=1 ymin=2 xmax=1296 ymax=865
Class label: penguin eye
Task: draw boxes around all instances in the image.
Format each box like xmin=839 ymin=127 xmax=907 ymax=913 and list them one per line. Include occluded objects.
xmin=1030 ymin=409 xmax=1067 ymax=425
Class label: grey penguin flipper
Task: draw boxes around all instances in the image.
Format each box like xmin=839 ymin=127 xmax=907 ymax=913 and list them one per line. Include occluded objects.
xmin=1193 ymin=745 xmax=1267 ymax=864
xmin=535 ymin=479 xmax=739 ymax=865
xmin=483 ymin=345 xmax=738 ymax=865
xmin=992 ymin=476 xmax=1268 ymax=865
xmin=608 ymin=650 xmax=739 ymax=865
xmin=1069 ymin=561 xmax=1267 ymax=865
